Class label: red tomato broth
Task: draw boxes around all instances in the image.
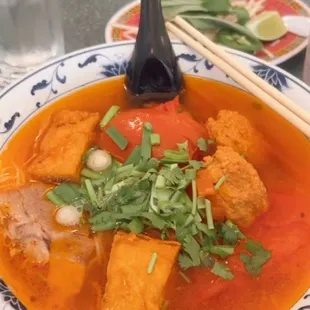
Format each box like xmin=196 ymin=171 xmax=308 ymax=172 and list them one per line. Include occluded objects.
xmin=0 ymin=75 xmax=309 ymax=309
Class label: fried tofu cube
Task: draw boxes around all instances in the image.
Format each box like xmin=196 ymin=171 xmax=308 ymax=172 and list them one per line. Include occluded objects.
xmin=28 ymin=110 xmax=100 ymax=182
xmin=102 ymin=232 xmax=181 ymax=310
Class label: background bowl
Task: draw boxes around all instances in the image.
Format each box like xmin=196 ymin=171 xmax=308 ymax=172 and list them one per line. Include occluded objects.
xmin=0 ymin=41 xmax=309 ymax=310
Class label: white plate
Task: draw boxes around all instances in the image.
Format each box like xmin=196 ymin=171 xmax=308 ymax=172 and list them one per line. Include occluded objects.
xmin=0 ymin=41 xmax=309 ymax=310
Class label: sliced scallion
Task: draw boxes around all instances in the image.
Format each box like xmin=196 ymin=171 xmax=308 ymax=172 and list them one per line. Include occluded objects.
xmin=81 ymin=168 xmax=103 ymax=180
xmin=147 ymin=252 xmax=158 ymax=274
xmin=205 ymin=199 xmax=214 ymax=230
xmin=91 ymin=178 xmax=107 ymax=186
xmin=106 ymin=126 xmax=128 ymax=150
xmin=197 ymin=197 xmax=205 ymax=209
xmin=185 ymin=168 xmax=196 ymax=180
xmin=46 ymin=190 xmax=65 ymax=206
xmin=191 ymin=180 xmax=197 ymax=215
xmin=197 ymin=137 xmax=208 ymax=152
xmin=179 ymin=271 xmax=191 ymax=283
xmin=99 ymin=105 xmax=120 ymax=128
xmin=116 ymin=164 xmax=134 ymax=174
xmin=150 ymin=133 xmax=161 ymax=146
xmin=171 ymin=190 xmax=182 ymax=203
xmin=214 ymin=175 xmax=227 ymax=191
xmin=163 ymin=150 xmax=189 ymax=161
xmin=53 ymin=183 xmax=81 ymax=204
xmin=141 ymin=123 xmax=153 ymax=160
xmin=85 ymin=179 xmax=98 ymax=205
xmin=161 ymin=158 xmax=189 ymax=164
xmin=155 ymin=175 xmax=166 ymax=189
xmin=115 ymin=164 xmax=134 ymax=182
xmin=124 ymin=145 xmax=141 ymax=166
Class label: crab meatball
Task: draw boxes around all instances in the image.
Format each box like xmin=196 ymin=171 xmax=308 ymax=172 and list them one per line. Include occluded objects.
xmin=206 ymin=110 xmax=264 ymax=163
xmin=201 ymin=146 xmax=268 ymax=227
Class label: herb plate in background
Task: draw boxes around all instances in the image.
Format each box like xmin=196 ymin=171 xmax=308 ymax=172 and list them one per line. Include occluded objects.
xmin=105 ymin=0 xmax=310 ymax=65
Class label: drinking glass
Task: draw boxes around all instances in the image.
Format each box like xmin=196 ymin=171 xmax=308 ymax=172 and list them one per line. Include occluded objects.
xmin=0 ymin=0 xmax=65 ymax=89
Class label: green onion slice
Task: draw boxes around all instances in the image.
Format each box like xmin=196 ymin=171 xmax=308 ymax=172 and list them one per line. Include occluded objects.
xmin=106 ymin=126 xmax=128 ymax=150
xmin=147 ymin=252 xmax=158 ymax=274
xmin=214 ymin=175 xmax=227 ymax=191
xmin=100 ymin=105 xmax=120 ymax=128
xmin=205 ymin=199 xmax=214 ymax=230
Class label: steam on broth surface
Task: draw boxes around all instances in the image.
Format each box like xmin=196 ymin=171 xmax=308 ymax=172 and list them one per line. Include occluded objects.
xmin=0 ymin=75 xmax=310 ymax=310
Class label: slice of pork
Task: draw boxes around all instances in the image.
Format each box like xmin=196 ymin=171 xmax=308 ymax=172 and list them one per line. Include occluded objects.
xmin=0 ymin=183 xmax=94 ymax=265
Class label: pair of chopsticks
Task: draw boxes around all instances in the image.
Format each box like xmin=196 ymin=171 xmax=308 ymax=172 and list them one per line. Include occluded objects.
xmin=166 ymin=16 xmax=310 ymax=138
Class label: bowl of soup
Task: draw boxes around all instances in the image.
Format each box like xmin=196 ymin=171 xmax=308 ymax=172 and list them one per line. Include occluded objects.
xmin=0 ymin=41 xmax=310 ymax=310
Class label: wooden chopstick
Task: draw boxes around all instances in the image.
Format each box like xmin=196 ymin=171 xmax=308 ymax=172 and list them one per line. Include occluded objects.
xmin=173 ymin=16 xmax=310 ymax=125
xmin=166 ymin=17 xmax=310 ymax=138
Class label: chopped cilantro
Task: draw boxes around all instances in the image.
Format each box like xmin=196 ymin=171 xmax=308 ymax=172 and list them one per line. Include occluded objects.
xmin=177 ymin=140 xmax=189 ymax=151
xmin=183 ymin=235 xmax=201 ymax=267
xmin=210 ymin=245 xmax=235 ymax=259
xmin=147 ymin=252 xmax=158 ymax=274
xmin=197 ymin=137 xmax=208 ymax=152
xmin=189 ymin=160 xmax=205 ymax=169
xmin=179 ymin=270 xmax=191 ymax=283
xmin=240 ymin=240 xmax=271 ymax=276
xmin=211 ymin=262 xmax=235 ymax=280
xmin=214 ymin=175 xmax=227 ymax=191
xmin=178 ymin=253 xmax=194 ymax=270
xmin=220 ymin=220 xmax=246 ymax=245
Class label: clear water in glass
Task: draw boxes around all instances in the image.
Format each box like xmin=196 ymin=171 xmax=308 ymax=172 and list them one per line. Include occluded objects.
xmin=0 ymin=0 xmax=64 ymax=88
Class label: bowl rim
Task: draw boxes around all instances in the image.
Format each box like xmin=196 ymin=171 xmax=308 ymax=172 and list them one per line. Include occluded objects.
xmin=1 ymin=40 xmax=310 ymax=102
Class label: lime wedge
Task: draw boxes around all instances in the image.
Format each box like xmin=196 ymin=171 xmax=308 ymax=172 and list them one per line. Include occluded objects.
xmin=246 ymin=11 xmax=288 ymax=41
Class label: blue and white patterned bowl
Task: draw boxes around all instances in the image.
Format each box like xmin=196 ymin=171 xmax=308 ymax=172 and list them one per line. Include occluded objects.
xmin=0 ymin=41 xmax=309 ymax=310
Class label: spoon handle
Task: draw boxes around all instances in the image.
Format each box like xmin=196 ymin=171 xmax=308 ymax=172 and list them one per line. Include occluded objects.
xmin=126 ymin=0 xmax=183 ymax=104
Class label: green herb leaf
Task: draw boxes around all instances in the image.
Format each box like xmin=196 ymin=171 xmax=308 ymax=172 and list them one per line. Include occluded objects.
xmin=178 ymin=253 xmax=194 ymax=270
xmin=240 ymin=240 xmax=272 ymax=276
xmin=185 ymin=168 xmax=196 ymax=180
xmin=232 ymin=7 xmax=250 ymax=25
xmin=202 ymin=0 xmax=231 ymax=14
xmin=160 ymin=166 xmax=184 ymax=185
xmin=142 ymin=213 xmax=168 ymax=230
xmin=211 ymin=262 xmax=235 ymax=280
xmin=100 ymin=105 xmax=120 ymax=128
xmin=124 ymin=145 xmax=142 ymax=166
xmin=151 ymin=133 xmax=161 ymax=146
xmin=189 ymin=160 xmax=205 ymax=169
xmin=53 ymin=183 xmax=81 ymax=204
xmin=177 ymin=141 xmax=189 ymax=152
xmin=210 ymin=245 xmax=235 ymax=259
xmin=141 ymin=123 xmax=153 ymax=160
xmin=214 ymin=175 xmax=227 ymax=191
xmin=197 ymin=137 xmax=208 ymax=152
xmin=220 ymin=220 xmax=246 ymax=245
xmin=216 ymin=29 xmax=263 ymax=53
xmin=106 ymin=126 xmax=128 ymax=150
xmin=127 ymin=218 xmax=144 ymax=234
xmin=46 ymin=190 xmax=66 ymax=206
xmin=147 ymin=252 xmax=158 ymax=274
xmin=183 ymin=235 xmax=201 ymax=267
xmin=163 ymin=150 xmax=189 ymax=161
xmin=205 ymin=199 xmax=214 ymax=230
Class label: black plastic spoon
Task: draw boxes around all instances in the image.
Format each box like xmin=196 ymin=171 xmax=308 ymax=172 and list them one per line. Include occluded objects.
xmin=125 ymin=0 xmax=183 ymax=105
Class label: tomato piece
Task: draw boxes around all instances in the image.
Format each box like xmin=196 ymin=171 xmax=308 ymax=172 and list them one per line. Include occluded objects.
xmin=98 ymin=98 xmax=209 ymax=161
